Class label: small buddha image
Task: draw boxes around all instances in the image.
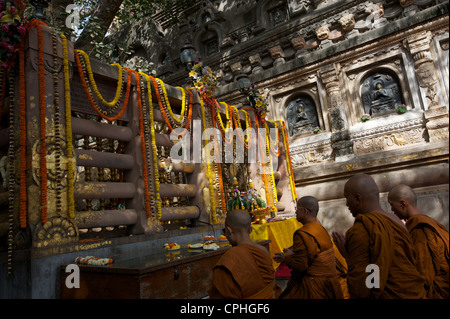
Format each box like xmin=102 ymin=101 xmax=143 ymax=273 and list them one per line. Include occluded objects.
xmin=373 ymin=82 xmax=391 ymax=100
xmin=361 ymin=73 xmax=404 ymax=116
xmin=286 ymin=96 xmax=319 ymax=136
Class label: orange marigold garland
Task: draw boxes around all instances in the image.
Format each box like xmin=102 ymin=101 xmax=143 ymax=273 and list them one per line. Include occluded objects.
xmin=141 ymin=72 xmax=162 ymax=220
xmin=29 ymin=19 xmax=49 ymax=224
xmin=150 ymin=76 xmax=192 ymax=138
xmin=74 ymin=50 xmax=131 ymax=122
xmin=131 ymin=70 xmax=151 ymax=218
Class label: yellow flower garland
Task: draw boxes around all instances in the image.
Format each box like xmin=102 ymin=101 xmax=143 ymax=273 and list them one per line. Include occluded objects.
xmin=61 ymin=34 xmax=75 ymax=219
xmin=156 ymin=78 xmax=186 ymax=124
xmin=266 ymin=120 xmax=280 ymax=157
xmin=200 ymin=97 xmax=217 ymax=223
xmin=279 ymin=120 xmax=297 ymax=202
xmin=230 ymin=104 xmax=251 ymax=148
xmin=265 ymin=127 xmax=278 ymax=204
xmin=216 ymin=102 xmax=232 ymax=135
xmin=141 ymin=73 xmax=162 ymax=220
xmin=76 ymin=50 xmax=123 ymax=108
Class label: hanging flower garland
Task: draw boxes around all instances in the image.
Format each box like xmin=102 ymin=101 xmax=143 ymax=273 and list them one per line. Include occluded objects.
xmin=138 ymin=73 xmax=158 ymax=219
xmin=157 ymin=79 xmax=187 ymax=124
xmin=141 ymin=72 xmax=162 ymax=220
xmin=75 ymin=50 xmax=131 ymax=122
xmin=229 ymin=103 xmax=252 ymax=149
xmin=51 ymin=30 xmax=63 ymax=215
xmin=265 ymin=121 xmax=280 ymax=157
xmin=130 ymin=69 xmax=151 ymax=218
xmin=150 ymin=75 xmax=193 ymax=139
xmin=0 ymin=68 xmax=6 ymax=117
xmin=18 ymin=40 xmax=26 ymax=228
xmin=212 ymin=100 xmax=233 ymax=145
xmin=7 ymin=70 xmax=15 ymax=275
xmin=265 ymin=125 xmax=278 ymax=204
xmin=278 ymin=120 xmax=297 ymax=202
xmin=200 ymin=97 xmax=217 ymax=223
xmin=60 ymin=34 xmax=75 ymax=219
xmin=29 ymin=19 xmax=49 ymax=223
xmin=255 ymin=114 xmax=276 ymax=209
xmin=75 ymin=50 xmax=123 ymax=108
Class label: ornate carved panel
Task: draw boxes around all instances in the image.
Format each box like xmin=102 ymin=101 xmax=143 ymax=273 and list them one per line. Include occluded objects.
xmin=353 ymin=127 xmax=426 ymax=155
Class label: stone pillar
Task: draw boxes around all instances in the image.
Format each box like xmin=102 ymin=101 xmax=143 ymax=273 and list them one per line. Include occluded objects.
xmin=406 ymin=31 xmax=449 ymax=141
xmin=319 ymin=63 xmax=354 ymax=161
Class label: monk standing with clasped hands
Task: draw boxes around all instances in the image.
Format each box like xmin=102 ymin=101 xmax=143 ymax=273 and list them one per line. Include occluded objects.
xmin=332 ymin=174 xmax=427 ymax=299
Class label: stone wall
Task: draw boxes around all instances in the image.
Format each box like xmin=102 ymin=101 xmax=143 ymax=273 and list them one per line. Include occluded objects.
xmin=131 ymin=0 xmax=449 ymax=231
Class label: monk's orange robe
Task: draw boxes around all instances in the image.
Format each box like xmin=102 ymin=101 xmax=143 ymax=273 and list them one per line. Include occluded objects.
xmin=332 ymin=240 xmax=350 ymax=299
xmin=280 ymin=222 xmax=344 ymax=299
xmin=345 ymin=211 xmax=427 ymax=299
xmin=209 ymin=243 xmax=278 ymax=299
xmin=406 ymin=214 xmax=449 ymax=299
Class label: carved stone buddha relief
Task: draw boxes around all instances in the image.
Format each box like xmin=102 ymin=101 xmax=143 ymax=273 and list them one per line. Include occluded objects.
xmin=361 ymin=72 xmax=404 ymax=116
xmin=286 ymin=95 xmax=320 ymax=136
xmin=267 ymin=0 xmax=288 ymax=26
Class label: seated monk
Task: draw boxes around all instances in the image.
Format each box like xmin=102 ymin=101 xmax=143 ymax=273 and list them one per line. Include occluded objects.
xmin=388 ymin=184 xmax=449 ymax=299
xmin=208 ymin=210 xmax=280 ymax=299
xmin=273 ymin=196 xmax=344 ymax=299
xmin=332 ymin=174 xmax=427 ymax=299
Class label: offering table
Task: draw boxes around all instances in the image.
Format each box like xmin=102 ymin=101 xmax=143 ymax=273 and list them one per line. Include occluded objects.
xmin=250 ymin=218 xmax=302 ymax=271
xmin=60 ymin=245 xmax=230 ymax=299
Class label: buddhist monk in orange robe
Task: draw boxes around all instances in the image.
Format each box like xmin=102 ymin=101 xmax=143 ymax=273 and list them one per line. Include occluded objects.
xmin=209 ymin=210 xmax=280 ymax=299
xmin=388 ymin=184 xmax=449 ymax=299
xmin=332 ymin=238 xmax=350 ymax=299
xmin=332 ymin=174 xmax=427 ymax=299
xmin=273 ymin=196 xmax=344 ymax=299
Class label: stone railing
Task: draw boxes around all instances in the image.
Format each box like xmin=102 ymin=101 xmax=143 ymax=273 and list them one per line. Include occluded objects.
xmin=0 ymin=22 xmax=296 ymax=252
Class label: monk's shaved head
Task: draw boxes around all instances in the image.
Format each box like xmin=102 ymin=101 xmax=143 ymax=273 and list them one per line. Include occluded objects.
xmin=345 ymin=173 xmax=380 ymax=201
xmin=298 ymin=196 xmax=319 ymax=218
xmin=225 ymin=209 xmax=252 ymax=231
xmin=389 ymin=184 xmax=418 ymax=207
xmin=343 ymin=173 xmax=386 ymax=217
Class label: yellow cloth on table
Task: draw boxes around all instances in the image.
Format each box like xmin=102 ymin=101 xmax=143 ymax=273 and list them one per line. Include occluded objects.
xmin=250 ymin=218 xmax=302 ymax=270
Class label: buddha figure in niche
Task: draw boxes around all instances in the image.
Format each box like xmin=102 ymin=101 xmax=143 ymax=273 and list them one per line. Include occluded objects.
xmin=286 ymin=96 xmax=319 ymax=136
xmin=361 ymin=73 xmax=403 ymax=116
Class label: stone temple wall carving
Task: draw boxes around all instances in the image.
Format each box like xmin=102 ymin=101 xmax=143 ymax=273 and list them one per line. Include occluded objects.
xmin=131 ymin=0 xmax=449 ymax=231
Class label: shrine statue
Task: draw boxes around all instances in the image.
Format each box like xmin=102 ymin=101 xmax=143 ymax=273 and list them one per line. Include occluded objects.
xmin=286 ymin=97 xmax=319 ymax=136
xmin=361 ymin=73 xmax=403 ymax=116
xmin=368 ymin=82 xmax=397 ymax=115
xmin=372 ymin=83 xmax=392 ymax=101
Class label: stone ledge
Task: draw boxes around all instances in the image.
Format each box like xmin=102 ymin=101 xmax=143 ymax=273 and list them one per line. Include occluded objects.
xmin=293 ymin=139 xmax=449 ymax=185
